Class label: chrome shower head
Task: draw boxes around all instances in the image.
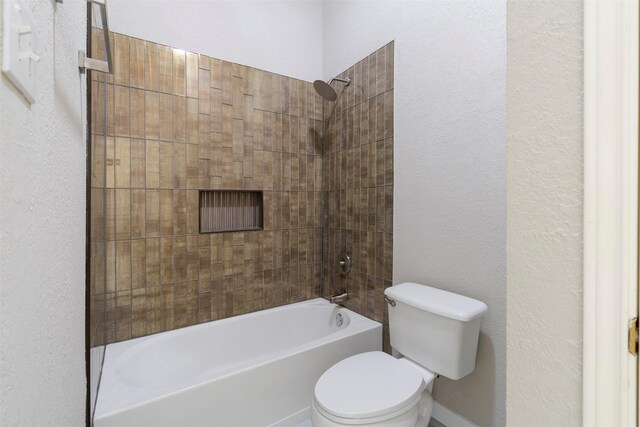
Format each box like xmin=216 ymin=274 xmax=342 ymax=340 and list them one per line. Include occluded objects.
xmin=313 ymin=77 xmax=351 ymax=101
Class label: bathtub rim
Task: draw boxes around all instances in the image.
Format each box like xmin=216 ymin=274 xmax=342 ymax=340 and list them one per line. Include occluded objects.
xmin=94 ymin=298 xmax=382 ymax=421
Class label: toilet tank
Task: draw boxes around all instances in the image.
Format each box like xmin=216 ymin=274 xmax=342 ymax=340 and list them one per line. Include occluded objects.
xmin=384 ymin=282 xmax=488 ymax=380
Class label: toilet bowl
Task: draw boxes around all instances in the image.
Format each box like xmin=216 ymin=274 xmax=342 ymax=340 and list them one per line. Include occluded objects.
xmin=310 ymin=283 xmax=488 ymax=427
xmin=310 ymin=352 xmax=435 ymax=427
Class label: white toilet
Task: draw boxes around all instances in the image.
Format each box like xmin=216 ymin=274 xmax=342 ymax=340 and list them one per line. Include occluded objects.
xmin=311 ymin=282 xmax=488 ymax=427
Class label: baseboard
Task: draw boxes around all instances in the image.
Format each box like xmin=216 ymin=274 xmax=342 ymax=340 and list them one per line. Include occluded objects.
xmin=432 ymin=402 xmax=478 ymax=427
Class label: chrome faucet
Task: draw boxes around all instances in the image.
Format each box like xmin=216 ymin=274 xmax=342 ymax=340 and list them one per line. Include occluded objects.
xmin=330 ymin=289 xmax=349 ymax=305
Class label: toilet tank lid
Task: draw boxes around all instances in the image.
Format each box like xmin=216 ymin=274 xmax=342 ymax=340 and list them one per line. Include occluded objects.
xmin=384 ymin=283 xmax=488 ymax=321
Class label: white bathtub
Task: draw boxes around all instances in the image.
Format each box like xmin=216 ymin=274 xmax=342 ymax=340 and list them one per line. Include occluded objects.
xmin=94 ymin=298 xmax=381 ymax=427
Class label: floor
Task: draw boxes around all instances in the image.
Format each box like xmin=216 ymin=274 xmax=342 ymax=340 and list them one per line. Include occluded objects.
xmin=295 ymin=417 xmax=446 ymax=427
xmin=429 ymin=418 xmax=447 ymax=427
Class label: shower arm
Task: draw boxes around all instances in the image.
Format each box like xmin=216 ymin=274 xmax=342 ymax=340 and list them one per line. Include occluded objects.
xmin=328 ymin=77 xmax=351 ymax=87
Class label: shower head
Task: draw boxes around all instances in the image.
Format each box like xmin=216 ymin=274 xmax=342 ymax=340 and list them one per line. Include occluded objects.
xmin=313 ymin=77 xmax=351 ymax=101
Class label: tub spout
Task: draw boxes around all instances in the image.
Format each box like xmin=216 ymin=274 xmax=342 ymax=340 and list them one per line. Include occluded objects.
xmin=330 ymin=289 xmax=349 ymax=305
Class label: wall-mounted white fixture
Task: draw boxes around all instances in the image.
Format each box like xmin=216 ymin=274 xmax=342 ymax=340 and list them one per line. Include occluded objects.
xmin=2 ymin=0 xmax=39 ymax=104
xmin=80 ymin=0 xmax=112 ymax=74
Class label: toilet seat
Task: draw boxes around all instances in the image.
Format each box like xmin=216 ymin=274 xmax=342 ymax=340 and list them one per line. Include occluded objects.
xmin=313 ymin=351 xmax=428 ymax=422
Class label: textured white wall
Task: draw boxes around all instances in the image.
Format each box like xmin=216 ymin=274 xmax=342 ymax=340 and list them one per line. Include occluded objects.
xmin=506 ymin=1 xmax=583 ymax=425
xmin=323 ymin=2 xmax=506 ymax=426
xmin=0 ymin=0 xmax=87 ymax=425
xmin=107 ymin=0 xmax=323 ymax=82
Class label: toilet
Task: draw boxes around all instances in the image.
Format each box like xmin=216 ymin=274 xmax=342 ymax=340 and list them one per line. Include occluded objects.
xmin=311 ymin=282 xmax=488 ymax=427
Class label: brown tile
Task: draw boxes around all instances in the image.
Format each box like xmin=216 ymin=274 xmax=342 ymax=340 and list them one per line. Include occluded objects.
xmin=145 ymin=238 xmax=160 ymax=286
xmin=106 ymin=241 xmax=116 ymax=292
xmin=130 ymin=139 xmax=145 ymax=188
xmin=173 ymin=236 xmax=187 ymax=283
xmin=210 ymin=58 xmax=222 ymax=89
xmin=145 ymin=285 xmax=163 ymax=333
xmin=173 ymin=143 xmax=186 ymax=188
xmin=113 ymin=33 xmax=129 ymax=86
xmin=114 ymin=85 xmax=130 ymax=137
xmin=186 ymin=144 xmax=199 ymax=189
xmin=146 ymin=190 xmax=160 ymax=237
xmin=375 ymin=48 xmax=386 ymax=96
xmin=131 ymin=239 xmax=146 ymax=289
xmin=199 ymin=54 xmax=210 ymax=71
xmin=173 ymin=49 xmax=186 ymax=96
xmin=385 ymin=42 xmax=394 ymax=91
xmin=385 ymin=185 xmax=393 ymax=233
xmin=159 ymin=93 xmax=173 ymax=141
xmin=199 ymin=69 xmax=211 ymax=114
xmin=145 ymin=140 xmax=160 ymax=188
xmin=368 ymin=54 xmax=377 ymax=100
xmin=384 ymin=90 xmax=393 ymax=139
xmin=211 ymin=89 xmax=222 ymax=132
xmin=376 ymin=139 xmax=385 ymax=186
xmin=106 ymin=189 xmax=115 ymax=241
xmin=131 ymin=189 xmax=146 ymax=238
xmin=173 ymin=95 xmax=186 ymax=143
xmin=383 ymin=233 xmax=392 ymax=281
xmin=186 ymin=190 xmax=199 ymax=234
xmin=221 ymin=61 xmax=233 ymax=105
xmin=160 ymin=237 xmax=174 ymax=284
xmin=159 ymin=189 xmax=173 ymax=236
xmin=131 ymin=288 xmax=146 ymax=337
xmin=185 ymin=51 xmax=199 ymax=98
xmin=186 ymin=235 xmax=199 ymax=281
xmin=115 ymin=240 xmax=131 ymax=292
xmin=130 ymin=88 xmax=145 ymax=139
xmin=198 ymin=114 xmax=211 ymax=159
xmin=145 ymin=91 xmax=159 ymax=139
xmin=186 ymin=98 xmax=199 ymax=144
xmin=222 ymin=104 xmax=233 ymax=147
xmin=115 ymin=291 xmax=132 ymax=341
xmin=198 ymin=292 xmax=212 ymax=322
xmin=178 ymin=281 xmax=198 ymax=327
xmin=158 ymin=45 xmax=173 ymax=93
xmin=173 ymin=190 xmax=186 ymax=236
xmin=211 ymin=133 xmax=223 ymax=177
xmin=129 ymin=37 xmax=145 ymax=89
xmin=232 ymin=76 xmax=243 ymax=119
xmin=114 ymin=137 xmax=130 ymax=188
xmin=144 ymin=41 xmax=159 ymax=91
xmin=106 ymin=83 xmax=115 ymax=136
xmin=159 ymin=142 xmax=173 ymax=189
xmin=232 ymin=119 xmax=244 ymax=162
xmin=91 ymin=81 xmax=105 ymax=134
xmin=115 ymin=189 xmax=131 ymax=240
xmin=162 ymin=284 xmax=174 ymax=330
xmin=198 ymin=159 xmax=210 ymax=189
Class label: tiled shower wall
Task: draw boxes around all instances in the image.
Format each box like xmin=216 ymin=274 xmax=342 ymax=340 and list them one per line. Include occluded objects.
xmin=90 ymin=30 xmax=324 ymax=344
xmin=322 ymin=42 xmax=394 ymax=351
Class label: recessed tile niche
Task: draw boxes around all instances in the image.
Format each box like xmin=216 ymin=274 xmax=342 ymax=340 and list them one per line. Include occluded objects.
xmin=199 ymin=190 xmax=263 ymax=233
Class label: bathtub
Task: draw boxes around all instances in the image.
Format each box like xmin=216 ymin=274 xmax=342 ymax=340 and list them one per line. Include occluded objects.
xmin=94 ymin=298 xmax=381 ymax=427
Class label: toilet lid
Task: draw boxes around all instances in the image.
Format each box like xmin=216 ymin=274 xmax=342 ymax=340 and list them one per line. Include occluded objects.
xmin=314 ymin=351 xmax=426 ymax=420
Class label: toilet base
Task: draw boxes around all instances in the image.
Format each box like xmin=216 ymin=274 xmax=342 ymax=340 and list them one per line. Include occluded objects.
xmin=310 ymin=391 xmax=433 ymax=427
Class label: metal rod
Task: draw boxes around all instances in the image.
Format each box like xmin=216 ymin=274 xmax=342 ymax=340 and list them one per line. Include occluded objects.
xmin=328 ymin=77 xmax=351 ymax=87
xmin=79 ymin=0 xmax=113 ymax=74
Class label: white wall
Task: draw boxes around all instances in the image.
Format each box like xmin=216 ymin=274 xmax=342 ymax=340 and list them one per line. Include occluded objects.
xmin=0 ymin=0 xmax=87 ymax=425
xmin=506 ymin=1 xmax=583 ymax=425
xmin=323 ymin=2 xmax=506 ymax=426
xmin=107 ymin=0 xmax=323 ymax=82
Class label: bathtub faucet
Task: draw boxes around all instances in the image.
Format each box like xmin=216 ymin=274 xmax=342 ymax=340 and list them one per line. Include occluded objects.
xmin=330 ymin=289 xmax=349 ymax=305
